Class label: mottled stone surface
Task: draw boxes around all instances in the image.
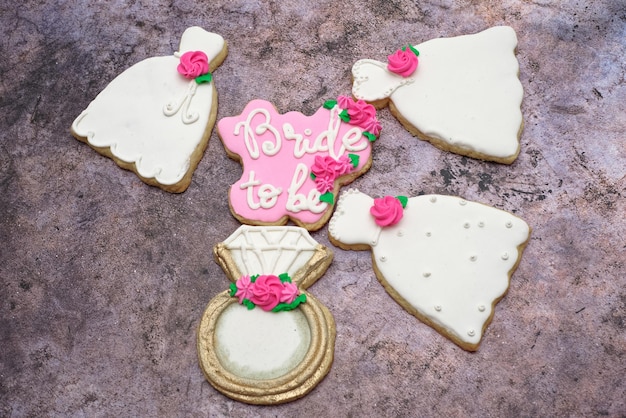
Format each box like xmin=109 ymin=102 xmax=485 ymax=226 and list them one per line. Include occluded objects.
xmin=1 ymin=1 xmax=625 ymax=416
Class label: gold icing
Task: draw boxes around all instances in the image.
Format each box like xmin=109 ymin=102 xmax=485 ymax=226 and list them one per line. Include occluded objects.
xmin=213 ymin=242 xmax=333 ymax=289
xmin=198 ymin=226 xmax=335 ymax=404
xmin=197 ymin=291 xmax=335 ymax=404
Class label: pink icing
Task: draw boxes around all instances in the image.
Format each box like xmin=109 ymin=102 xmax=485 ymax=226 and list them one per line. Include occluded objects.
xmin=177 ymin=51 xmax=209 ymax=79
xmin=335 ymin=154 xmax=354 ymax=176
xmin=387 ymin=48 xmax=418 ymax=77
xmin=234 ymin=275 xmax=253 ymax=304
xmin=311 ymin=154 xmax=355 ymax=193
xmin=248 ymin=275 xmax=283 ymax=311
xmin=361 ymin=117 xmax=382 ymax=136
xmin=279 ymin=282 xmax=300 ymax=304
xmin=337 ymin=96 xmax=380 ymax=134
xmin=218 ymin=99 xmax=374 ymax=226
xmin=311 ymin=155 xmax=339 ymax=178
xmin=370 ymin=196 xmax=404 ymax=226
xmin=314 ymin=175 xmax=334 ymax=193
xmin=337 ymin=95 xmax=353 ymax=109
xmin=346 ymin=100 xmax=377 ymax=130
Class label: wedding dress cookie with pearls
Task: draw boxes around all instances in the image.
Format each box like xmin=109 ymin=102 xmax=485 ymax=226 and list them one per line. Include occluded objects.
xmin=197 ymin=225 xmax=335 ymax=404
xmin=351 ymin=26 xmax=523 ymax=164
xmin=328 ymin=189 xmax=530 ymax=351
xmin=71 ymin=27 xmax=227 ymax=192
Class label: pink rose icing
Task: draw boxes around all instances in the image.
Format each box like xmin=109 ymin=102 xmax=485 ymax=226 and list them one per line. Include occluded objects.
xmin=234 ymin=275 xmax=253 ymax=304
xmin=177 ymin=51 xmax=209 ymax=79
xmin=337 ymin=95 xmax=353 ymax=110
xmin=279 ymin=282 xmax=300 ymax=304
xmin=387 ymin=48 xmax=418 ymax=77
xmin=249 ymin=275 xmax=284 ymax=311
xmin=314 ymin=175 xmax=335 ymax=194
xmin=217 ymin=99 xmax=375 ymax=227
xmin=311 ymin=155 xmax=339 ymax=178
xmin=336 ymin=96 xmax=380 ymax=134
xmin=334 ymin=154 xmax=354 ymax=176
xmin=347 ymin=100 xmax=377 ymax=130
xmin=370 ymin=196 xmax=404 ymax=227
xmin=361 ymin=117 xmax=382 ymax=136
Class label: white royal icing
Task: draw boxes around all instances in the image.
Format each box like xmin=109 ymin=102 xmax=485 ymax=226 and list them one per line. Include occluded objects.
xmin=71 ymin=27 xmax=225 ymax=185
xmin=329 ymin=189 xmax=530 ymax=348
xmin=214 ymin=302 xmax=311 ymax=380
xmin=352 ymin=26 xmax=523 ymax=161
xmin=221 ymin=225 xmax=321 ymax=278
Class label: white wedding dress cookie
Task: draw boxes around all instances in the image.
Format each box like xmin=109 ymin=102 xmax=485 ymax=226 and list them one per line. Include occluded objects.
xmin=72 ymin=27 xmax=227 ymax=192
xmin=329 ymin=189 xmax=530 ymax=351
xmin=352 ymin=26 xmax=523 ymax=164
xmin=198 ymin=225 xmax=335 ymax=404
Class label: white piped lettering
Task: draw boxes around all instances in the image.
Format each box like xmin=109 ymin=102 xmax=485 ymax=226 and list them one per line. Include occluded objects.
xmin=240 ymin=171 xmax=282 ymax=210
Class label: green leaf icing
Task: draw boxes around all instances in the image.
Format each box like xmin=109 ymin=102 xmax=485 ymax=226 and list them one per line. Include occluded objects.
xmin=323 ymin=99 xmax=337 ymax=109
xmin=195 ymin=72 xmax=213 ymax=84
xmin=397 ymin=195 xmax=408 ymax=208
xmin=319 ymin=192 xmax=334 ymax=205
xmin=339 ymin=109 xmax=350 ymax=123
xmin=279 ymin=273 xmax=292 ymax=283
xmin=363 ymin=132 xmax=377 ymax=142
xmin=401 ymin=44 xmax=420 ymax=57
xmin=229 ymin=282 xmax=237 ymax=297
xmin=348 ymin=153 xmax=360 ymax=168
xmin=272 ymin=294 xmax=307 ymax=312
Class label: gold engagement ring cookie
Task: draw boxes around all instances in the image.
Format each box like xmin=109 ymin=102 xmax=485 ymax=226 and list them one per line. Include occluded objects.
xmin=197 ymin=225 xmax=335 ymax=404
xmin=71 ymin=27 xmax=228 ymax=192
xmin=329 ymin=189 xmax=530 ymax=351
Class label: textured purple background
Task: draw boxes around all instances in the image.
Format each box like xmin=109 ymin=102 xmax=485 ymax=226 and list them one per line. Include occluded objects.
xmin=1 ymin=1 xmax=624 ymax=416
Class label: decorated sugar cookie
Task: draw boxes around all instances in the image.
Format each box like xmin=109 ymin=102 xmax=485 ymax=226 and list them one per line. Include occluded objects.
xmin=328 ymin=189 xmax=530 ymax=351
xmin=197 ymin=225 xmax=335 ymax=404
xmin=352 ymin=26 xmax=523 ymax=164
xmin=71 ymin=27 xmax=228 ymax=192
xmin=217 ymin=97 xmax=380 ymax=231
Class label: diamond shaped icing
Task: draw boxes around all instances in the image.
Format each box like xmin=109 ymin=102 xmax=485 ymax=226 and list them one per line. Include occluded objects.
xmin=214 ymin=225 xmax=332 ymax=288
